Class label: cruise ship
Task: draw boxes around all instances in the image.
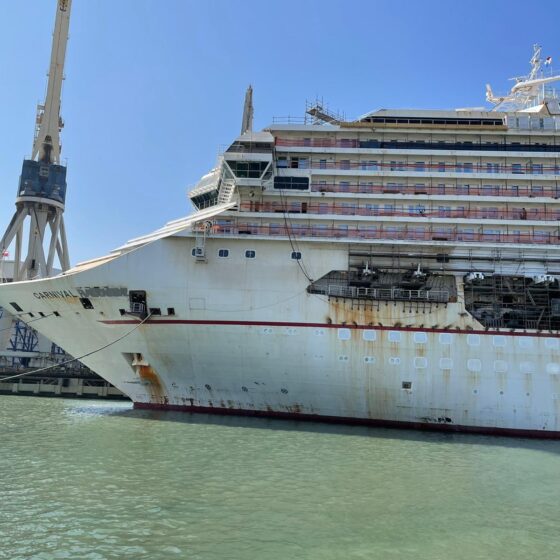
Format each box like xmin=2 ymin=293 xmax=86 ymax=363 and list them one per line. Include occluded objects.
xmin=1 ymin=47 xmax=560 ymax=437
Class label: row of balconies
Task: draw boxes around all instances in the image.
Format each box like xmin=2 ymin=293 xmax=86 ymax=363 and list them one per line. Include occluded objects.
xmin=237 ymin=201 xmax=560 ymax=223
xmin=212 ymin=221 xmax=560 ymax=247
xmin=276 ymin=157 xmax=560 ymax=175
xmin=304 ymin=181 xmax=560 ymax=199
xmin=275 ymin=137 xmax=560 ymax=152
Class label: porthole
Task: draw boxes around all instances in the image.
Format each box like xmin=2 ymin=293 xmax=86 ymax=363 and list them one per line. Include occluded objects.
xmin=467 ymin=358 xmax=482 ymax=372
xmin=338 ymin=328 xmax=351 ymax=340
xmin=363 ymin=330 xmax=376 ymax=341
xmin=467 ymin=334 xmax=480 ymax=346
xmin=402 ymin=381 xmax=412 ymax=390
xmin=493 ymin=336 xmax=506 ymax=347
xmin=388 ymin=331 xmax=401 ymax=343
xmin=291 ymin=251 xmax=302 ymax=260
xmin=245 ymin=250 xmax=256 ymax=259
xmin=218 ymin=249 xmax=229 ymax=258
xmin=518 ymin=337 xmax=533 ymax=349
xmin=520 ymin=362 xmax=535 ymax=374
xmin=439 ymin=333 xmax=453 ymax=345
xmin=494 ymin=360 xmax=508 ymax=373
xmin=413 ymin=332 xmax=427 ymax=344
xmin=414 ymin=357 xmax=427 ymax=369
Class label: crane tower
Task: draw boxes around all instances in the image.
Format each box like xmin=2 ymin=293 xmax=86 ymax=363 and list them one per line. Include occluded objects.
xmin=1 ymin=0 xmax=72 ymax=280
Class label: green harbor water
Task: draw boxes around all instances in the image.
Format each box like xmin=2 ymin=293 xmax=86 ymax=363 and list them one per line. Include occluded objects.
xmin=1 ymin=396 xmax=560 ymax=560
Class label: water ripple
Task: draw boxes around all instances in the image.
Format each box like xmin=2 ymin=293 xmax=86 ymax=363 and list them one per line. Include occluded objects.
xmin=1 ymin=396 xmax=560 ymax=559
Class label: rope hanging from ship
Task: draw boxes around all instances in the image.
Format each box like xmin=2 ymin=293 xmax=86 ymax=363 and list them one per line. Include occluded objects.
xmin=0 ymin=312 xmax=153 ymax=383
xmin=277 ymin=186 xmax=314 ymax=282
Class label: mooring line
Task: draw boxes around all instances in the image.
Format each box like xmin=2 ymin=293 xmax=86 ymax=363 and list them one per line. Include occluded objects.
xmin=0 ymin=313 xmax=152 ymax=383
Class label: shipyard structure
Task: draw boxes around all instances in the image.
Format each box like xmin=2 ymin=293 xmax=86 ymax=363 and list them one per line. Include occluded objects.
xmin=0 ymin=47 xmax=560 ymax=436
xmin=0 ymin=0 xmax=121 ymax=398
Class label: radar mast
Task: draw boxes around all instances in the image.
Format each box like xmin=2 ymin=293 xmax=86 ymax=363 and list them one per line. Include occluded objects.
xmin=486 ymin=44 xmax=560 ymax=111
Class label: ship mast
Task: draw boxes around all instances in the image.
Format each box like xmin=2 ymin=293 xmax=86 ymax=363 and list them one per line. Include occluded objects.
xmin=241 ymin=85 xmax=254 ymax=134
xmin=0 ymin=0 xmax=72 ymax=280
xmin=486 ymin=44 xmax=560 ymax=111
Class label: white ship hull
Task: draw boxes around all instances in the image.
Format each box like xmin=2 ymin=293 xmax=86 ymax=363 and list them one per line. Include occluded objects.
xmin=0 ymin=231 xmax=559 ymax=438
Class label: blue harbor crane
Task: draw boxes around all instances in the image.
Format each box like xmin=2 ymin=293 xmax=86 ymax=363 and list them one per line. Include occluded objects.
xmin=0 ymin=0 xmax=72 ymax=365
xmin=0 ymin=0 xmax=72 ymax=280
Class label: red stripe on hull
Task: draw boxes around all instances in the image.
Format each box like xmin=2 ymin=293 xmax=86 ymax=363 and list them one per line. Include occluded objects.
xmin=133 ymin=402 xmax=560 ymax=439
xmin=103 ymin=319 xmax=560 ymax=339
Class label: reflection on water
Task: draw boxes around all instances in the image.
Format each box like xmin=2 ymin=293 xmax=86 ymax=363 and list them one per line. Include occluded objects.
xmin=1 ymin=395 xmax=560 ymax=560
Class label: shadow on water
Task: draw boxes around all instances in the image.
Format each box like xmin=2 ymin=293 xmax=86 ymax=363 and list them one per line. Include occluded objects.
xmin=97 ymin=403 xmax=560 ymax=456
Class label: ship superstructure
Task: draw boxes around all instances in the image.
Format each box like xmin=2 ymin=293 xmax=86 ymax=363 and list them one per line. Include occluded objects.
xmin=0 ymin=48 xmax=559 ymax=436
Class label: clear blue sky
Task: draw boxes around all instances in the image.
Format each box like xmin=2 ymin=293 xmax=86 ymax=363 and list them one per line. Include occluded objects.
xmin=0 ymin=0 xmax=559 ymax=265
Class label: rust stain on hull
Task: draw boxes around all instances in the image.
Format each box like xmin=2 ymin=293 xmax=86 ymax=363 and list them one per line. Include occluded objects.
xmin=137 ymin=364 xmax=167 ymax=404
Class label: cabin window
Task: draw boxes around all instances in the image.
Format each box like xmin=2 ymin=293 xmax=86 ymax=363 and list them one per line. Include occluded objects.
xmin=218 ymin=249 xmax=229 ymax=258
xmin=388 ymin=331 xmax=401 ymax=343
xmin=291 ymin=251 xmax=302 ymax=260
xmin=79 ymin=298 xmax=94 ymax=310
xmin=413 ymin=332 xmax=427 ymax=344
xmin=245 ymin=250 xmax=256 ymax=259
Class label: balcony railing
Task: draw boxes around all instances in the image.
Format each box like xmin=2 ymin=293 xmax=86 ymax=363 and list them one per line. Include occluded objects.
xmin=275 ymin=137 xmax=560 ymax=153
xmin=211 ymin=223 xmax=560 ymax=246
xmin=322 ymin=284 xmax=450 ymax=303
xmin=308 ymin=182 xmax=560 ymax=199
xmin=237 ymin=202 xmax=560 ymax=222
xmin=277 ymin=160 xmax=560 ymax=175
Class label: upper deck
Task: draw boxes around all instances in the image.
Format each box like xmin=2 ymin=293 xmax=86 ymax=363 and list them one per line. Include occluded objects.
xmin=186 ymin=106 xmax=560 ymax=258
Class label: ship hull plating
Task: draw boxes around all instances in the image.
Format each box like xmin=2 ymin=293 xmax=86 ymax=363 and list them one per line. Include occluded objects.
xmin=0 ymin=236 xmax=558 ymax=438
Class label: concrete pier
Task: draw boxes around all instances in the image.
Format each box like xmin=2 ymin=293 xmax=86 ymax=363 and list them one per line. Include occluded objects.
xmin=0 ymin=368 xmax=126 ymax=400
